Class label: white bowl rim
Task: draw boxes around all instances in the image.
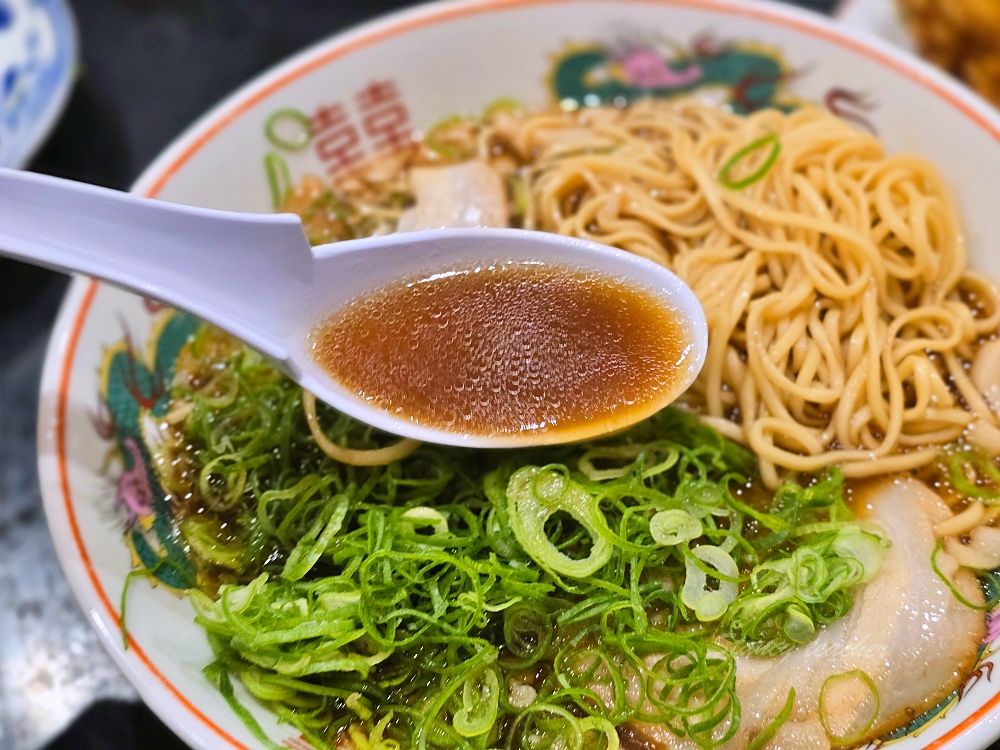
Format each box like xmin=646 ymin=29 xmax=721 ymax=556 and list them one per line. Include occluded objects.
xmin=36 ymin=1 xmax=1000 ymax=749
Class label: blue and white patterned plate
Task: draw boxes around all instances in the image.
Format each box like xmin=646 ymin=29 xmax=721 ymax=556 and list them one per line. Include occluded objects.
xmin=0 ymin=0 xmax=76 ymax=168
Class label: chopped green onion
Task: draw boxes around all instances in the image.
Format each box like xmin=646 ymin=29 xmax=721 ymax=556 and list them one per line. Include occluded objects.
xmin=204 ymin=662 xmax=286 ymax=750
xmin=819 ymin=671 xmax=879 ymax=745
xmin=746 ymin=688 xmax=795 ymax=750
xmin=947 ymin=443 xmax=1000 ymax=501
xmin=424 ymin=114 xmax=474 ymax=159
xmin=165 ymin=331 xmax=890 ymax=749
xmin=931 ymin=539 xmax=993 ymax=609
xmin=832 ymin=528 xmax=885 ymax=581
xmin=782 ymin=605 xmax=816 ymax=644
xmin=400 ymin=506 xmax=450 ymax=536
xmin=264 ymin=151 xmax=292 ymax=210
xmin=682 ymin=545 xmax=739 ymax=621
xmin=281 ymin=495 xmax=349 ymax=581
xmin=414 ymin=646 xmax=498 ymax=749
xmin=503 ymin=603 xmax=553 ymax=667
xmin=452 ymin=666 xmax=500 ymax=737
xmin=718 ymin=133 xmax=781 ymax=190
xmin=346 ymin=691 xmax=373 ymax=720
xmin=264 ymin=108 xmax=312 ymax=151
xmin=483 ymin=97 xmax=523 ymax=119
xmin=650 ymin=509 xmax=703 ymax=546
xmin=578 ymin=716 xmax=620 ymax=750
xmin=507 ymin=172 xmax=531 ymax=220
xmin=507 ymin=466 xmax=613 ymax=579
xmin=182 ymin=516 xmax=250 ymax=570
xmin=506 ymin=703 xmax=584 ymax=750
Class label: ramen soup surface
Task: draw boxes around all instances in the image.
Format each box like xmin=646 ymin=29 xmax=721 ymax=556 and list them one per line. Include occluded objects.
xmin=309 ymin=261 xmax=693 ymax=439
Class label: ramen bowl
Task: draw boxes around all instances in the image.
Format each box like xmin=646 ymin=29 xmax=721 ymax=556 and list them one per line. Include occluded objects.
xmin=37 ymin=1 xmax=1000 ymax=748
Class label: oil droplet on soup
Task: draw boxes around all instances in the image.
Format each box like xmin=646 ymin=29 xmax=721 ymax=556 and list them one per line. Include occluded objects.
xmin=309 ymin=261 xmax=692 ymax=438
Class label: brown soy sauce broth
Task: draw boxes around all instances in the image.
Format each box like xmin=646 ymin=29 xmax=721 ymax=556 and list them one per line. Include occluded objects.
xmin=308 ymin=260 xmax=693 ymax=440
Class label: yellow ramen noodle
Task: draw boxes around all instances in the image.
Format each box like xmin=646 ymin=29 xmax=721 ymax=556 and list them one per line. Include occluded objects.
xmin=289 ymin=99 xmax=1000 ymax=489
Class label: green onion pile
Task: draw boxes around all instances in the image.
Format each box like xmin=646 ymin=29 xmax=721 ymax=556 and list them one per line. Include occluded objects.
xmin=163 ymin=327 xmax=887 ymax=750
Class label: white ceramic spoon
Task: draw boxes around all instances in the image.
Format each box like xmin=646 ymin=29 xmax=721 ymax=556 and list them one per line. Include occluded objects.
xmin=0 ymin=167 xmax=707 ymax=447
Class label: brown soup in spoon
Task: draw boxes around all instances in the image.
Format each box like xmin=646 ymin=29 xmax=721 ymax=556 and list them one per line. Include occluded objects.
xmin=309 ymin=260 xmax=693 ymax=441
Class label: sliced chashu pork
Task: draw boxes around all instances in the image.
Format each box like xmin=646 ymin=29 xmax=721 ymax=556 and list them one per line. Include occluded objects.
xmin=624 ymin=478 xmax=985 ymax=750
xmin=396 ymin=160 xmax=508 ymax=231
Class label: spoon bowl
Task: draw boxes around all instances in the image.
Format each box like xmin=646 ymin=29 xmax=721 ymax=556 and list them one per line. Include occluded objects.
xmin=0 ymin=167 xmax=707 ymax=446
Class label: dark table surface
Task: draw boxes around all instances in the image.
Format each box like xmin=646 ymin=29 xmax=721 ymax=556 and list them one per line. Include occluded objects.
xmin=0 ymin=1 xmax=905 ymax=749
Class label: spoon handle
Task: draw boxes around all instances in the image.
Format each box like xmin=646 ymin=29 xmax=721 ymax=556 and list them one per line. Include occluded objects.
xmin=0 ymin=168 xmax=312 ymax=362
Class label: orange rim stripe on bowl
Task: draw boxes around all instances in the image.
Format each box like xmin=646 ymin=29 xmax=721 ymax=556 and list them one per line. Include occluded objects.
xmin=57 ymin=281 xmax=254 ymax=749
xmin=55 ymin=0 xmax=1000 ymax=747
